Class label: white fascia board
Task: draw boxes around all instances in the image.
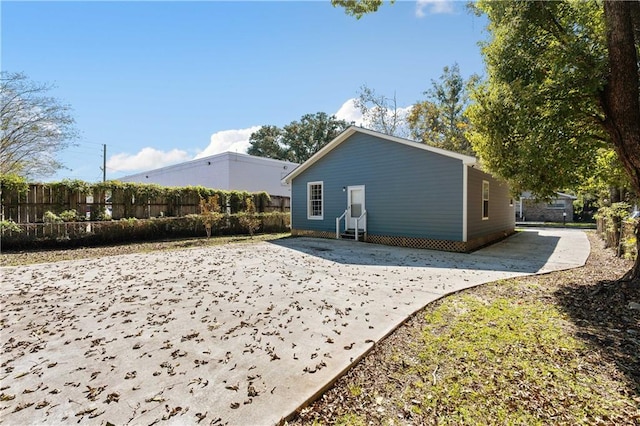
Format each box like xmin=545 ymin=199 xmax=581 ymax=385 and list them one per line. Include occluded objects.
xmin=462 ymin=164 xmax=468 ymax=242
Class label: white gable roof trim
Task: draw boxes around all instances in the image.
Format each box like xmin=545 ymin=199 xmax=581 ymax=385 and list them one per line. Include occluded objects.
xmin=282 ymin=126 xmax=477 ymax=184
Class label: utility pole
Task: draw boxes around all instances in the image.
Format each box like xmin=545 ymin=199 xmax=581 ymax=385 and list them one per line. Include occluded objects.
xmin=103 ymin=144 xmax=106 ymax=182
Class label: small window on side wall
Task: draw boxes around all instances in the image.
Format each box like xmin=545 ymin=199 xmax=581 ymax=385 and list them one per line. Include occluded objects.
xmin=482 ymin=180 xmax=489 ymax=220
xmin=307 ymin=181 xmax=323 ymax=220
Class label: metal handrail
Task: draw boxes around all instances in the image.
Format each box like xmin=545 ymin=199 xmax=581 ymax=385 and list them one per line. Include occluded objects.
xmin=336 ymin=209 xmax=348 ymax=239
xmin=354 ymin=210 xmax=367 ymax=241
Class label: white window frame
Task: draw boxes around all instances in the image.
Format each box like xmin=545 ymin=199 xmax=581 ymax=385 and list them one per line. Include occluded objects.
xmin=307 ymin=181 xmax=324 ymax=220
xmin=482 ymin=180 xmax=489 ymax=220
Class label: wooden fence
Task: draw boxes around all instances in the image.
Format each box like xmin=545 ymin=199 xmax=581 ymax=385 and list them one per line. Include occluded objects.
xmin=1 ymin=214 xmax=291 ymax=250
xmin=597 ymin=217 xmax=638 ymax=259
xmin=1 ymin=184 xmax=290 ymax=223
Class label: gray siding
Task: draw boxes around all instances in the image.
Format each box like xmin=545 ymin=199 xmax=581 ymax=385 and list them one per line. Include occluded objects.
xmin=466 ymin=167 xmax=515 ymax=239
xmin=519 ymin=197 xmax=574 ymax=222
xmin=291 ymin=133 xmax=465 ymax=241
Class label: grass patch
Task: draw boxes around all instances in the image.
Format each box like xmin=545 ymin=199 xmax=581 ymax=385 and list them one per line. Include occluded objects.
xmin=347 ymin=385 xmax=362 ymax=397
xmin=334 ymin=414 xmax=367 ymax=426
xmin=406 ymin=296 xmax=622 ymax=424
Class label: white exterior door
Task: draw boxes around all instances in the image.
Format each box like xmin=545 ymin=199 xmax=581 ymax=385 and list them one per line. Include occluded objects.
xmin=347 ymin=185 xmax=366 ymax=230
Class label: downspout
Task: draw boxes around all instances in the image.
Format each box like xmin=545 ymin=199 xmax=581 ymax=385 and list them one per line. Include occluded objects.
xmin=462 ymin=164 xmax=468 ymax=243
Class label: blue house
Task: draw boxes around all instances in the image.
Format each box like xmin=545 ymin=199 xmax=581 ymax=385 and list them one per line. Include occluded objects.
xmin=282 ymin=127 xmax=515 ymax=252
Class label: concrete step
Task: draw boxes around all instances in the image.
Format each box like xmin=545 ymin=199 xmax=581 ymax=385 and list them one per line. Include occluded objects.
xmin=340 ymin=229 xmax=366 ymax=240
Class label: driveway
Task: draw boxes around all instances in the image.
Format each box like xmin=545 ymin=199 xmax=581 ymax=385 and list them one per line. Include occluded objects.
xmin=0 ymin=228 xmax=589 ymax=425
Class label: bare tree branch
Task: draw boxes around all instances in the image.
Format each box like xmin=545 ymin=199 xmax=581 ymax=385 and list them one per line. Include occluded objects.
xmin=0 ymin=72 xmax=78 ymax=178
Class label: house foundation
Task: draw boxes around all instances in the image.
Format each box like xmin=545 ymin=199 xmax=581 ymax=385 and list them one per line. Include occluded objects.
xmin=291 ymin=228 xmax=515 ymax=253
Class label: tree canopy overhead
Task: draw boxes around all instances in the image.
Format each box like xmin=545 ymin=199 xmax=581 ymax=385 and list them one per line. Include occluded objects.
xmin=333 ymin=0 xmax=639 ymax=201
xmin=466 ymin=0 xmax=640 ymax=279
xmin=247 ymin=112 xmax=350 ymax=163
xmin=466 ymin=1 xmax=612 ymax=198
xmin=469 ymin=0 xmax=640 ymax=279
xmin=1 ymin=72 xmax=78 ymax=178
xmin=467 ymin=1 xmax=640 ymax=201
xmin=330 ymin=0 xmax=387 ymax=19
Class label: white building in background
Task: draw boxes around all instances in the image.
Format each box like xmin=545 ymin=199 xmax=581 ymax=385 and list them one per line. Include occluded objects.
xmin=119 ymin=152 xmax=299 ymax=197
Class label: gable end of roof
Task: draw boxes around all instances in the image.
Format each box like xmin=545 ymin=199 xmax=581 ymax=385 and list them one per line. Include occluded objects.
xmin=282 ymin=126 xmax=477 ymax=184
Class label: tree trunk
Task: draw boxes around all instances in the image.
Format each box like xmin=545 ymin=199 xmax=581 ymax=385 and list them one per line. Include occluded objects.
xmin=601 ymin=1 xmax=640 ymax=281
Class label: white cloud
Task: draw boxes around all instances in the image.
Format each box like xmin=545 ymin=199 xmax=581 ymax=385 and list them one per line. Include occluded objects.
xmin=107 ymin=147 xmax=190 ymax=172
xmin=335 ymin=98 xmax=364 ymax=126
xmin=416 ymin=0 xmax=455 ymax=17
xmin=195 ymin=126 xmax=262 ymax=158
xmin=397 ymin=104 xmax=414 ymax=120
xmin=108 ymin=98 xmax=416 ymax=176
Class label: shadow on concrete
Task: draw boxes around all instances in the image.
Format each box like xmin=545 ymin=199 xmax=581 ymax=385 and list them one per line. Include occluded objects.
xmin=554 ymin=279 xmax=640 ymax=396
xmin=269 ymin=230 xmax=561 ymax=274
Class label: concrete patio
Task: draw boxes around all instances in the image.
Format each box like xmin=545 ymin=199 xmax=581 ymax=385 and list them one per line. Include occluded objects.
xmin=0 ymin=228 xmax=589 ymax=425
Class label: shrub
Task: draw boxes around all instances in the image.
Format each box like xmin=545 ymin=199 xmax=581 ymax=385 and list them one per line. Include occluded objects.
xmin=595 ymin=202 xmax=637 ymax=258
xmin=0 ymin=174 xmax=29 ymax=194
xmin=238 ymin=198 xmax=261 ymax=238
xmin=96 ymin=207 xmax=111 ymax=221
xmin=1 ymin=213 xmax=290 ymax=250
xmin=0 ymin=220 xmax=22 ymax=235
xmin=199 ymin=194 xmax=225 ymax=238
xmin=43 ymin=211 xmax=62 ymax=223
xmin=59 ymin=209 xmax=80 ymax=222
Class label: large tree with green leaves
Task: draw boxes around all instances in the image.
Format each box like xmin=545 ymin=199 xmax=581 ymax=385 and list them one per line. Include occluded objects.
xmin=466 ymin=0 xmax=640 ymax=279
xmin=408 ymin=63 xmax=478 ymax=155
xmin=283 ymin=112 xmax=351 ymax=163
xmin=247 ymin=112 xmax=349 ymax=163
xmin=579 ymin=148 xmax=632 ymax=205
xmin=247 ymin=125 xmax=285 ymax=160
xmin=466 ymin=1 xmax=609 ymax=197
xmin=331 ymin=0 xmax=388 ymax=19
xmin=1 ymin=72 xmax=78 ymax=178
xmin=334 ymin=0 xmax=640 ymax=280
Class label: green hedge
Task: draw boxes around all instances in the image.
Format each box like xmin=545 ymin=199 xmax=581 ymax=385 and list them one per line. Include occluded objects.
xmin=1 ymin=212 xmax=290 ymax=250
xmin=1 ymin=177 xmax=276 ymax=223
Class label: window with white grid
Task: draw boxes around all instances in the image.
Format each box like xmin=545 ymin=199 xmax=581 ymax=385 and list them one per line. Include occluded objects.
xmin=307 ymin=181 xmax=323 ymax=220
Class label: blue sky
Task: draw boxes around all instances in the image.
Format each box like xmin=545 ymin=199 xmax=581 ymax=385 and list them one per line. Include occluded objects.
xmin=2 ymin=1 xmax=488 ymax=182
